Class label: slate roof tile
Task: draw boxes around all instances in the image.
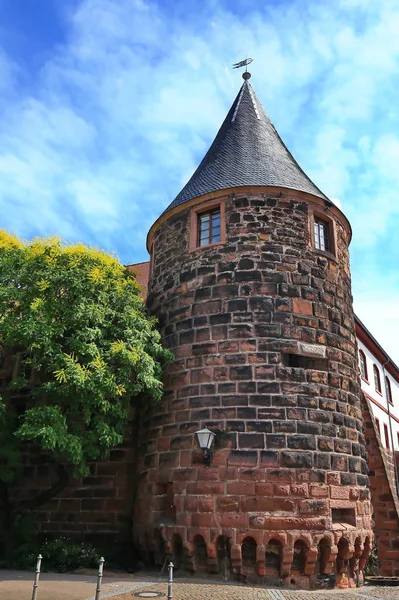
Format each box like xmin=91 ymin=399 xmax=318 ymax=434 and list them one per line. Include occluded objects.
xmin=163 ymin=79 xmax=329 ymax=215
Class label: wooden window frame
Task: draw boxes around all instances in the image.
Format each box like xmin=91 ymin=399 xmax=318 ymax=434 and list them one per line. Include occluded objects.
xmin=198 ymin=207 xmax=221 ymax=247
xmin=385 ymin=376 xmax=393 ymax=406
xmin=310 ymin=209 xmax=337 ymax=259
xmin=189 ymin=198 xmax=226 ymax=252
xmin=359 ymin=349 xmax=368 ymax=383
xmin=373 ymin=364 xmax=382 ymax=395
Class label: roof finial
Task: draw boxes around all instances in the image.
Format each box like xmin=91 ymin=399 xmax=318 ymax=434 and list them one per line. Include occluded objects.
xmin=232 ymin=57 xmax=253 ymax=80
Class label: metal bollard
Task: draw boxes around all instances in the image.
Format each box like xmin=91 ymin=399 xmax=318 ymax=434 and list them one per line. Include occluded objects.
xmin=94 ymin=557 xmax=105 ymax=600
xmin=31 ymin=554 xmax=42 ymax=600
xmin=167 ymin=561 xmax=174 ymax=600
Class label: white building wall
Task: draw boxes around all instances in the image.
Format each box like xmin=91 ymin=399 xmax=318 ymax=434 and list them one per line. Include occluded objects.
xmin=357 ymin=338 xmax=399 ymax=450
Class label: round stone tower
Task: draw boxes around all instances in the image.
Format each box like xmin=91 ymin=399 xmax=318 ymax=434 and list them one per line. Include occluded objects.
xmin=134 ymin=74 xmax=373 ymax=589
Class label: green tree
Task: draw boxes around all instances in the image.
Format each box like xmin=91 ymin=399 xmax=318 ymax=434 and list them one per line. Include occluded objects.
xmin=0 ymin=231 xmax=171 ymax=554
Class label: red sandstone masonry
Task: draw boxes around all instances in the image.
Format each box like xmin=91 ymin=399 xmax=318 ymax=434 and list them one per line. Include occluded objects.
xmin=134 ymin=189 xmax=373 ymax=586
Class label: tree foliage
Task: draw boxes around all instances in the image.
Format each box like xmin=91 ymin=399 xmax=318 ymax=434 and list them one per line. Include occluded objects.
xmin=0 ymin=231 xmax=171 ymax=488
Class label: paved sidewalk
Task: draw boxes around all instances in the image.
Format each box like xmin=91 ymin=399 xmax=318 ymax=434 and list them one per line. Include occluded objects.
xmin=114 ymin=578 xmax=399 ymax=600
xmin=113 ymin=580 xmax=399 ymax=600
xmin=0 ymin=570 xmax=398 ymax=600
xmin=0 ymin=570 xmax=161 ymax=600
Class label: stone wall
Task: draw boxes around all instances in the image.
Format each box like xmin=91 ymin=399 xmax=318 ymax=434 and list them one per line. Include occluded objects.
xmin=6 ymin=420 xmax=136 ymax=558
xmin=1 ymin=346 xmax=137 ymax=558
xmin=134 ymin=188 xmax=373 ymax=587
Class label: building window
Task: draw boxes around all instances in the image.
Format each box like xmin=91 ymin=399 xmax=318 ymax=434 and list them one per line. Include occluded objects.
xmin=373 ymin=365 xmax=382 ymax=394
xmin=189 ymin=198 xmax=226 ymax=252
xmin=359 ymin=350 xmax=368 ymax=381
xmin=384 ymin=423 xmax=390 ymax=449
xmin=386 ymin=376 xmax=393 ymax=405
xmin=314 ymin=217 xmax=330 ymax=252
xmin=198 ymin=208 xmax=221 ymax=247
xmin=375 ymin=418 xmax=380 ymax=436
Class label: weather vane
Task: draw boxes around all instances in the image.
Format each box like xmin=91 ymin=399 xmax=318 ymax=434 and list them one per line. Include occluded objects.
xmin=233 ymin=57 xmax=253 ymax=80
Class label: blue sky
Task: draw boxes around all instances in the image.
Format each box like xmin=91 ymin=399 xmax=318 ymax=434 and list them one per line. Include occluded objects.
xmin=0 ymin=0 xmax=398 ymax=361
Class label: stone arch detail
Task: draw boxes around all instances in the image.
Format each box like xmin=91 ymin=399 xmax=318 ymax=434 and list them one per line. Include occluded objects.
xmin=265 ymin=538 xmax=283 ymax=579
xmin=292 ymin=540 xmax=309 ymax=576
xmin=264 ymin=532 xmax=287 ymax=547
xmin=314 ymin=532 xmax=334 ymax=547
xmin=206 ymin=542 xmax=218 ymax=574
xmin=237 ymin=531 xmax=263 ymax=545
xmin=241 ymin=536 xmax=257 ymax=573
xmin=317 ymin=537 xmax=333 ymax=576
xmin=336 ymin=537 xmax=354 ymax=589
xmin=216 ymin=535 xmax=232 ymax=579
xmin=193 ymin=534 xmax=207 ymax=571
xmin=151 ymin=528 xmax=166 ymax=567
xmin=348 ymin=536 xmax=364 ymax=586
xmin=359 ymin=536 xmax=372 ymax=572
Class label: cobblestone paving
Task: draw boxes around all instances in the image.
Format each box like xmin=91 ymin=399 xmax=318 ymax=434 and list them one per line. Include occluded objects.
xmin=111 ymin=579 xmax=399 ymax=600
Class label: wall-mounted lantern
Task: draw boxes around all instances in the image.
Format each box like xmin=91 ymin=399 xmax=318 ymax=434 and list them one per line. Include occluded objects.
xmin=195 ymin=426 xmax=216 ymax=467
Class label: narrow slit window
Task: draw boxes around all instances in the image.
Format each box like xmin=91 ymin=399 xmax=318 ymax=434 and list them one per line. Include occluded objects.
xmin=332 ymin=508 xmax=356 ymax=526
xmin=375 ymin=418 xmax=380 ymax=436
xmin=149 ymin=242 xmax=155 ymax=275
xmin=283 ymin=354 xmax=328 ymax=371
xmin=314 ymin=217 xmax=330 ymax=252
xmin=198 ymin=208 xmax=221 ymax=247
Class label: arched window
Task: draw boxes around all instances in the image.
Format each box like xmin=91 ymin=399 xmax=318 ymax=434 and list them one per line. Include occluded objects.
xmin=386 ymin=377 xmax=393 ymax=405
xmin=359 ymin=350 xmax=368 ymax=381
xmin=373 ymin=365 xmax=382 ymax=393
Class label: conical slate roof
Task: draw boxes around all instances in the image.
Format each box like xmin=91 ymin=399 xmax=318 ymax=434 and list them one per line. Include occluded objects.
xmin=164 ymin=78 xmax=328 ymax=214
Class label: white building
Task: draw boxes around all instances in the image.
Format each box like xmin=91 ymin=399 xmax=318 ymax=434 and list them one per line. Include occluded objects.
xmin=356 ymin=316 xmax=399 ymax=451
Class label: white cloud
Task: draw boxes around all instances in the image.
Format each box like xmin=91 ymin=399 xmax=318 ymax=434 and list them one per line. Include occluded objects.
xmin=0 ymin=0 xmax=398 ymax=358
